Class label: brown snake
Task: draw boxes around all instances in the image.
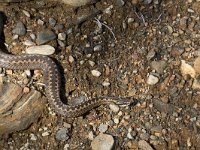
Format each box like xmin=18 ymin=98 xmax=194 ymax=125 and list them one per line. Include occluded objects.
xmin=0 ymin=13 xmax=133 ymax=117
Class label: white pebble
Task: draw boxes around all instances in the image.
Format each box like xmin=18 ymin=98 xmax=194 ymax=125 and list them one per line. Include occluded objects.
xmin=23 ymin=40 xmax=35 ymax=46
xmin=102 ymin=81 xmax=110 ymax=87
xmin=93 ymin=45 xmax=102 ymax=52
xmin=42 ymin=131 xmax=49 ymax=136
xmin=22 ymin=10 xmax=31 ymax=17
xmin=147 ymin=74 xmax=159 ymax=85
xmin=25 ymin=45 xmax=55 ymax=55
xmin=30 ymin=133 xmax=37 ymax=141
xmin=109 ymin=104 xmax=119 ymax=113
xmin=89 ymin=60 xmax=95 ymax=67
xmin=12 ymin=34 xmax=19 ymax=40
xmin=24 ymin=70 xmax=31 ymax=77
xmin=113 ymin=118 xmax=119 ymax=124
xmin=98 ymin=124 xmax=108 ymax=133
xmin=58 ymin=32 xmax=66 ymax=41
xmin=91 ymin=70 xmax=101 ymax=77
xmin=68 ymin=55 xmax=74 ymax=63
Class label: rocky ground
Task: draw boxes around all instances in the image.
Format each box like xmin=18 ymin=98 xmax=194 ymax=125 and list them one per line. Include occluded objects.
xmin=0 ymin=0 xmax=200 ymax=149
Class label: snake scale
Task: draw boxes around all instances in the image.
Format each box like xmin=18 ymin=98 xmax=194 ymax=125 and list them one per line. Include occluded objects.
xmin=0 ymin=12 xmax=133 ymax=117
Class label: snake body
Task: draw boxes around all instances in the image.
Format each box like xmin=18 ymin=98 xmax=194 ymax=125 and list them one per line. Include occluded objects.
xmin=0 ymin=50 xmax=133 ymax=117
xmin=0 ymin=12 xmax=132 ymax=117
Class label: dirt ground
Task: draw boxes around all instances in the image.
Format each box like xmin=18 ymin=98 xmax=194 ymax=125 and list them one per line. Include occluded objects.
xmin=0 ymin=0 xmax=200 ymax=149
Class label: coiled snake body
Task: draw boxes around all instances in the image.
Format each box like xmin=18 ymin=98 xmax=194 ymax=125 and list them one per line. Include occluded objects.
xmin=0 ymin=15 xmax=133 ymax=118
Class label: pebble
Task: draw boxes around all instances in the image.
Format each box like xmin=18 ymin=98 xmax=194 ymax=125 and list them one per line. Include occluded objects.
xmin=64 ymin=144 xmax=70 ymax=150
xmin=102 ymin=81 xmax=110 ymax=87
xmin=12 ymin=21 xmax=26 ymax=36
xmin=93 ymin=45 xmax=102 ymax=52
xmin=113 ymin=118 xmax=120 ymax=124
xmin=36 ymin=29 xmax=56 ymax=45
xmin=55 ymin=128 xmax=69 ymax=141
xmin=30 ymin=133 xmax=37 ymax=141
xmin=49 ymin=18 xmax=57 ymax=27
xmin=150 ymin=60 xmax=167 ymax=74
xmin=68 ymin=55 xmax=74 ymax=63
xmin=98 ymin=123 xmax=108 ymax=133
xmin=116 ymin=0 xmax=125 ymax=6
xmin=88 ymin=131 xmax=94 ymax=140
xmin=30 ymin=33 xmax=36 ymax=40
xmin=109 ymin=104 xmax=120 ymax=113
xmin=12 ymin=34 xmax=19 ymax=40
xmin=22 ymin=10 xmax=31 ymax=18
xmin=91 ymin=133 xmax=114 ymax=150
xmin=23 ymin=40 xmax=35 ymax=46
xmin=42 ymin=131 xmax=49 ymax=136
xmin=147 ymin=74 xmax=159 ymax=85
xmin=140 ymin=133 xmax=150 ymax=141
xmin=89 ymin=60 xmax=95 ymax=67
xmin=37 ymin=19 xmax=44 ymax=25
xmin=58 ymin=32 xmax=66 ymax=41
xmin=25 ymin=45 xmax=55 ymax=55
xmin=91 ymin=70 xmax=101 ymax=77
xmin=138 ymin=140 xmax=154 ymax=150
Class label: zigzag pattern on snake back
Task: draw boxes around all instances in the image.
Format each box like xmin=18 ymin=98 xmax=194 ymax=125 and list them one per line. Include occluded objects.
xmin=0 ymin=49 xmax=133 ymax=117
xmin=0 ymin=11 xmax=133 ymax=117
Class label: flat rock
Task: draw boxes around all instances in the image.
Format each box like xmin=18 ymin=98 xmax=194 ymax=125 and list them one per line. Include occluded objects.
xmin=36 ymin=29 xmax=56 ymax=45
xmin=0 ymin=82 xmax=46 ymax=134
xmin=91 ymin=133 xmax=114 ymax=150
xmin=25 ymin=45 xmax=55 ymax=55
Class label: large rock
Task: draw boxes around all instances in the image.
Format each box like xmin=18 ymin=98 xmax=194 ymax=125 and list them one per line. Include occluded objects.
xmin=0 ymin=82 xmax=46 ymax=134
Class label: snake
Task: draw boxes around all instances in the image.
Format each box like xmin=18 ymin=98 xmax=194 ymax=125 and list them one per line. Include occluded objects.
xmin=0 ymin=12 xmax=133 ymax=117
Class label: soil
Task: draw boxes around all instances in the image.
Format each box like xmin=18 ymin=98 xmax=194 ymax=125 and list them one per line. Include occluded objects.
xmin=0 ymin=0 xmax=200 ymax=149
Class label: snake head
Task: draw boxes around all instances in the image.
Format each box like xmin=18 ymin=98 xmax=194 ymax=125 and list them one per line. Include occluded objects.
xmin=111 ymin=97 xmax=136 ymax=106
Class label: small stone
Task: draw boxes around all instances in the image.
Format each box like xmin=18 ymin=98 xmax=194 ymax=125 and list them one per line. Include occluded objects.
xmin=55 ymin=128 xmax=69 ymax=141
xmin=138 ymin=140 xmax=154 ymax=150
xmin=25 ymin=45 xmax=55 ymax=55
xmin=167 ymin=25 xmax=173 ymax=34
xmin=91 ymin=133 xmax=114 ymax=150
xmin=140 ymin=133 xmax=150 ymax=141
xmin=30 ymin=133 xmax=37 ymax=141
xmin=23 ymin=40 xmax=35 ymax=46
xmin=12 ymin=34 xmax=19 ymax=40
xmin=22 ymin=10 xmax=31 ymax=18
xmin=102 ymin=81 xmax=110 ymax=87
xmin=37 ymin=19 xmax=44 ymax=25
xmin=6 ymin=70 xmax=13 ymax=75
xmin=30 ymin=34 xmax=36 ymax=40
xmin=127 ymin=132 xmax=134 ymax=139
xmin=36 ymin=29 xmax=56 ymax=45
xmin=89 ymin=60 xmax=95 ymax=67
xmin=128 ymin=18 xmax=134 ymax=24
xmin=58 ymin=33 xmax=66 ymax=41
xmin=93 ymin=45 xmax=102 ymax=52
xmin=42 ymin=131 xmax=49 ymax=136
xmin=113 ymin=118 xmax=119 ymax=124
xmin=23 ymin=87 xmax=30 ymax=93
xmin=181 ymin=60 xmax=196 ymax=78
xmin=49 ymin=18 xmax=57 ymax=27
xmin=109 ymin=104 xmax=119 ymax=113
xmin=98 ymin=124 xmax=108 ymax=133
xmin=68 ymin=55 xmax=74 ymax=63
xmin=12 ymin=21 xmax=26 ymax=36
xmin=147 ymin=74 xmax=159 ymax=85
xmin=150 ymin=61 xmax=167 ymax=74
xmin=116 ymin=0 xmax=125 ymax=6
xmin=194 ymin=56 xmax=200 ymax=74
xmin=88 ymin=131 xmax=94 ymax=140
xmin=25 ymin=70 xmax=31 ymax=77
xmin=64 ymin=144 xmax=70 ymax=150
xmin=91 ymin=70 xmax=101 ymax=77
